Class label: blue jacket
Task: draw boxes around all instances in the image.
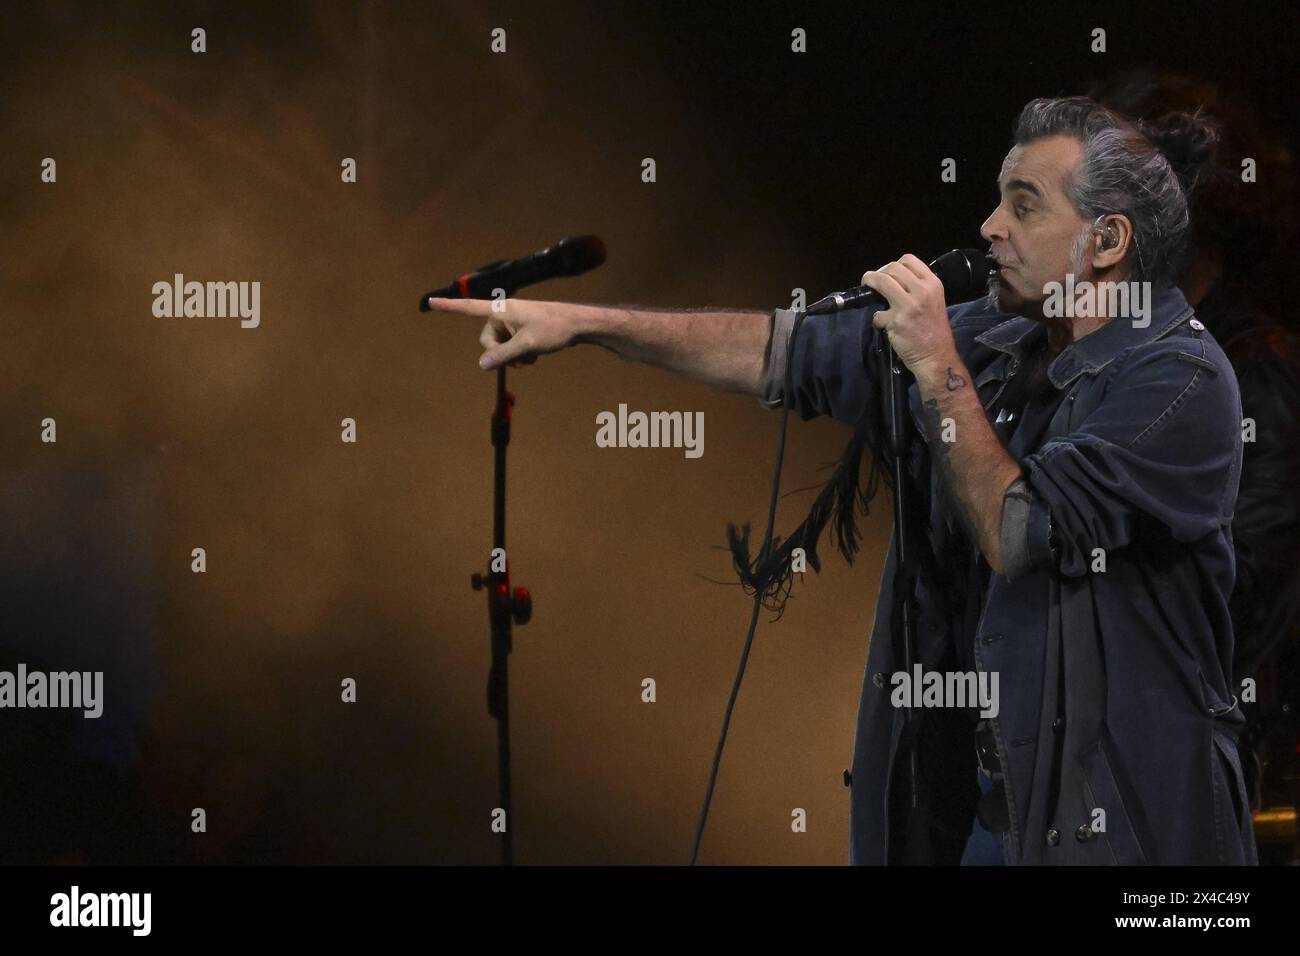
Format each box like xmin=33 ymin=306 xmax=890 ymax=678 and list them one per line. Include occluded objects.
xmin=761 ymin=283 xmax=1258 ymax=864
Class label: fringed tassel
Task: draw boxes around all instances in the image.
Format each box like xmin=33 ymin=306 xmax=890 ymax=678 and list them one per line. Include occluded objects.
xmin=725 ymin=413 xmax=893 ymax=618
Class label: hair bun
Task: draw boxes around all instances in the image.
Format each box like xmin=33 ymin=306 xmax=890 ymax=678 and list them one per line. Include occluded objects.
xmin=1139 ymin=109 xmax=1223 ymax=196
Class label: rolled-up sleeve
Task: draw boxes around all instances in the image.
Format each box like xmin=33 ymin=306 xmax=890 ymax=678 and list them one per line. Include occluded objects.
xmin=1010 ymin=340 xmax=1241 ymax=579
xmin=755 ymin=306 xmax=879 ymax=425
xmin=1000 ymin=477 xmax=1055 ymax=582
xmin=756 ymin=308 xmax=796 ymax=411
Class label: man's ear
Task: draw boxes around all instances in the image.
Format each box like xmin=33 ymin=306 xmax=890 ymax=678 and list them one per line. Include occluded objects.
xmin=1091 ymin=214 xmax=1134 ymax=272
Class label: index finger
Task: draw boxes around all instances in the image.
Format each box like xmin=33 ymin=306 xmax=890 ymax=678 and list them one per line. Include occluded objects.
xmin=861 ymin=269 xmax=908 ymax=307
xmin=896 ymin=253 xmax=938 ymax=284
xmin=424 ymin=296 xmax=496 ymax=317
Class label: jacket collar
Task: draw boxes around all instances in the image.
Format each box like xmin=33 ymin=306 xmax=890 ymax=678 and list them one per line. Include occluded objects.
xmin=970 ymin=314 xmax=1042 ymax=390
xmin=974 ymin=314 xmax=1042 ymax=361
xmin=973 ymin=283 xmax=1194 ymax=389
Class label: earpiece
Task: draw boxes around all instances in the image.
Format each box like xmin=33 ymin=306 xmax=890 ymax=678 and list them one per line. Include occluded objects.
xmin=1093 ymin=214 xmax=1120 ymax=251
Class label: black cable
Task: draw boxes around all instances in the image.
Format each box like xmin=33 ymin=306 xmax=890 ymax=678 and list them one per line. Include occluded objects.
xmin=690 ymin=310 xmax=807 ymax=865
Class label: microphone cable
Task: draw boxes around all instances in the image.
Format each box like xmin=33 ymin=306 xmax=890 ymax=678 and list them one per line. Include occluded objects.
xmin=687 ymin=249 xmax=991 ymax=862
xmin=689 ymin=308 xmax=808 ymax=865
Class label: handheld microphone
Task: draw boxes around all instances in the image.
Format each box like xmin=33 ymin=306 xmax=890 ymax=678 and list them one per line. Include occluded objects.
xmin=804 ymin=248 xmax=996 ymax=315
xmin=419 ymin=235 xmax=606 ymax=310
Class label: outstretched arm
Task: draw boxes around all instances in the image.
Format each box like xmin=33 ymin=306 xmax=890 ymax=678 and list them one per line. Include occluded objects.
xmin=427 ymin=296 xmax=773 ymax=397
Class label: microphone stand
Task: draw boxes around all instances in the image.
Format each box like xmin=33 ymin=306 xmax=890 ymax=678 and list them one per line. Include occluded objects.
xmin=426 ymin=241 xmax=605 ymax=864
xmin=880 ymin=340 xmax=920 ymax=816
xmin=469 ymin=322 xmax=533 ymax=867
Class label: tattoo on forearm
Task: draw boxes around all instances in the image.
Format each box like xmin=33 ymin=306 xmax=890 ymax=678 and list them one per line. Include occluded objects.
xmin=945 ymin=367 xmax=967 ymax=391
xmin=919 ymin=397 xmax=981 ymax=546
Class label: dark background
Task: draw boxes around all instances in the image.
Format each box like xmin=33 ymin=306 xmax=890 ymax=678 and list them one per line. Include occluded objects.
xmin=0 ymin=0 xmax=1295 ymax=864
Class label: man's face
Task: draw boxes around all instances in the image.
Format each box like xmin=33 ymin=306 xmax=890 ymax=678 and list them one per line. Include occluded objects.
xmin=980 ymin=134 xmax=1092 ymax=315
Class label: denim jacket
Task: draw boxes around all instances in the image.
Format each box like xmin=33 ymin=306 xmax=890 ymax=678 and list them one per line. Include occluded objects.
xmin=759 ymin=283 xmax=1258 ymax=865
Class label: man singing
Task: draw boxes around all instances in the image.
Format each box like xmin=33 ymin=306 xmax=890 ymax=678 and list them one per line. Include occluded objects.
xmin=429 ymin=96 xmax=1257 ymax=866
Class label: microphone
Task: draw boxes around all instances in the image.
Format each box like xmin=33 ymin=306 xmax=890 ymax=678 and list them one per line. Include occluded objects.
xmin=419 ymin=235 xmax=606 ymax=311
xmin=804 ymin=248 xmax=996 ymax=315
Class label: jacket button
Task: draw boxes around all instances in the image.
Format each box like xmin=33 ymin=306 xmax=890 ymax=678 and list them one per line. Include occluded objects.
xmin=981 ymin=633 xmax=1004 ymax=645
xmin=1046 ymin=828 xmax=1060 ymax=847
xmin=873 ymin=672 xmax=886 ymax=688
xmin=843 ymin=769 xmax=852 ymax=788
xmin=1189 ymin=317 xmax=1205 ymax=332
xmin=1052 ymin=717 xmax=1065 ymax=733
xmin=1075 ymin=825 xmax=1092 ymax=842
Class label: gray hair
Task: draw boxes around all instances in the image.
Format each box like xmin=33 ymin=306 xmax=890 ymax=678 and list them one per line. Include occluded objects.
xmin=1012 ymin=96 xmax=1217 ymax=286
